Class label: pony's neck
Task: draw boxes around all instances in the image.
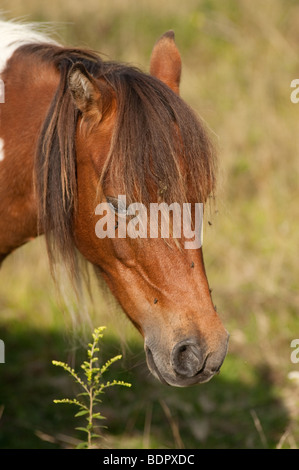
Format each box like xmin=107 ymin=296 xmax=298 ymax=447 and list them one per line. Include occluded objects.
xmin=0 ymin=48 xmax=59 ymax=259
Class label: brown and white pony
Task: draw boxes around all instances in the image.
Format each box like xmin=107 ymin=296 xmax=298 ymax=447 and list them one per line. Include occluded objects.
xmin=0 ymin=20 xmax=229 ymax=387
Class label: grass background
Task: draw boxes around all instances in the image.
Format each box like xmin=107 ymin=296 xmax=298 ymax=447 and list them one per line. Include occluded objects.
xmin=0 ymin=0 xmax=299 ymax=449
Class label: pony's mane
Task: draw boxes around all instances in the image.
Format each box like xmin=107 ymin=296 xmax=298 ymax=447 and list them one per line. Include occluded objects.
xmin=17 ymin=42 xmax=217 ymax=278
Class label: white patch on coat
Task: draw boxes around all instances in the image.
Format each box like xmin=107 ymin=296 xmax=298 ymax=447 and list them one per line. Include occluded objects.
xmin=0 ymin=18 xmax=58 ymax=74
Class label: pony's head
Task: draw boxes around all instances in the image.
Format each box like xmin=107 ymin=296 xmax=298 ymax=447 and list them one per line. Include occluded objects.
xmin=36 ymin=31 xmax=229 ymax=386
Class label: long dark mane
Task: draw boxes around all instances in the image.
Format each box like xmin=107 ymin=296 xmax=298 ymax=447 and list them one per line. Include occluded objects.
xmin=20 ymin=43 xmax=217 ymax=277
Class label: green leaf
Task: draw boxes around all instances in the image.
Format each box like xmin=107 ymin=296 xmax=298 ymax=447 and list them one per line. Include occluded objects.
xmin=75 ymin=410 xmax=90 ymax=417
xmin=90 ymin=433 xmax=101 ymax=439
xmin=75 ymin=427 xmax=89 ymax=434
xmin=92 ymin=413 xmax=106 ymax=420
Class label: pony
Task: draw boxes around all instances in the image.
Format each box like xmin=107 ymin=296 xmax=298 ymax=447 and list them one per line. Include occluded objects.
xmin=0 ymin=20 xmax=229 ymax=387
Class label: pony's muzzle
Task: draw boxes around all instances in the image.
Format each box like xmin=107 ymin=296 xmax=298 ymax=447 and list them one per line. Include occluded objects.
xmin=145 ymin=332 xmax=229 ymax=387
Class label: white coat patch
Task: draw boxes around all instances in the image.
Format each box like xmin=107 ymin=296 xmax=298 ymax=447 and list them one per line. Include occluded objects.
xmin=0 ymin=19 xmax=58 ymax=74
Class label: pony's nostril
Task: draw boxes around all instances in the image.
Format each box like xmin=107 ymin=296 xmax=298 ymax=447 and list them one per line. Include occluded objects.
xmin=171 ymin=339 xmax=205 ymax=378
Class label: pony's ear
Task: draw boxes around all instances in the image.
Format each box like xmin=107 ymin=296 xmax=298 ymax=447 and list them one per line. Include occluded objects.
xmin=68 ymin=63 xmax=103 ymax=121
xmin=150 ymin=31 xmax=181 ymax=95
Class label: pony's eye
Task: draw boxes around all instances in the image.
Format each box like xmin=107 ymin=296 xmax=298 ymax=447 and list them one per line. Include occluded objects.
xmin=106 ymin=196 xmax=128 ymax=216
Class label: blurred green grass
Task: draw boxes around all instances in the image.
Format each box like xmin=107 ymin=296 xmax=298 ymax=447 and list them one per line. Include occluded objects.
xmin=0 ymin=0 xmax=299 ymax=449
